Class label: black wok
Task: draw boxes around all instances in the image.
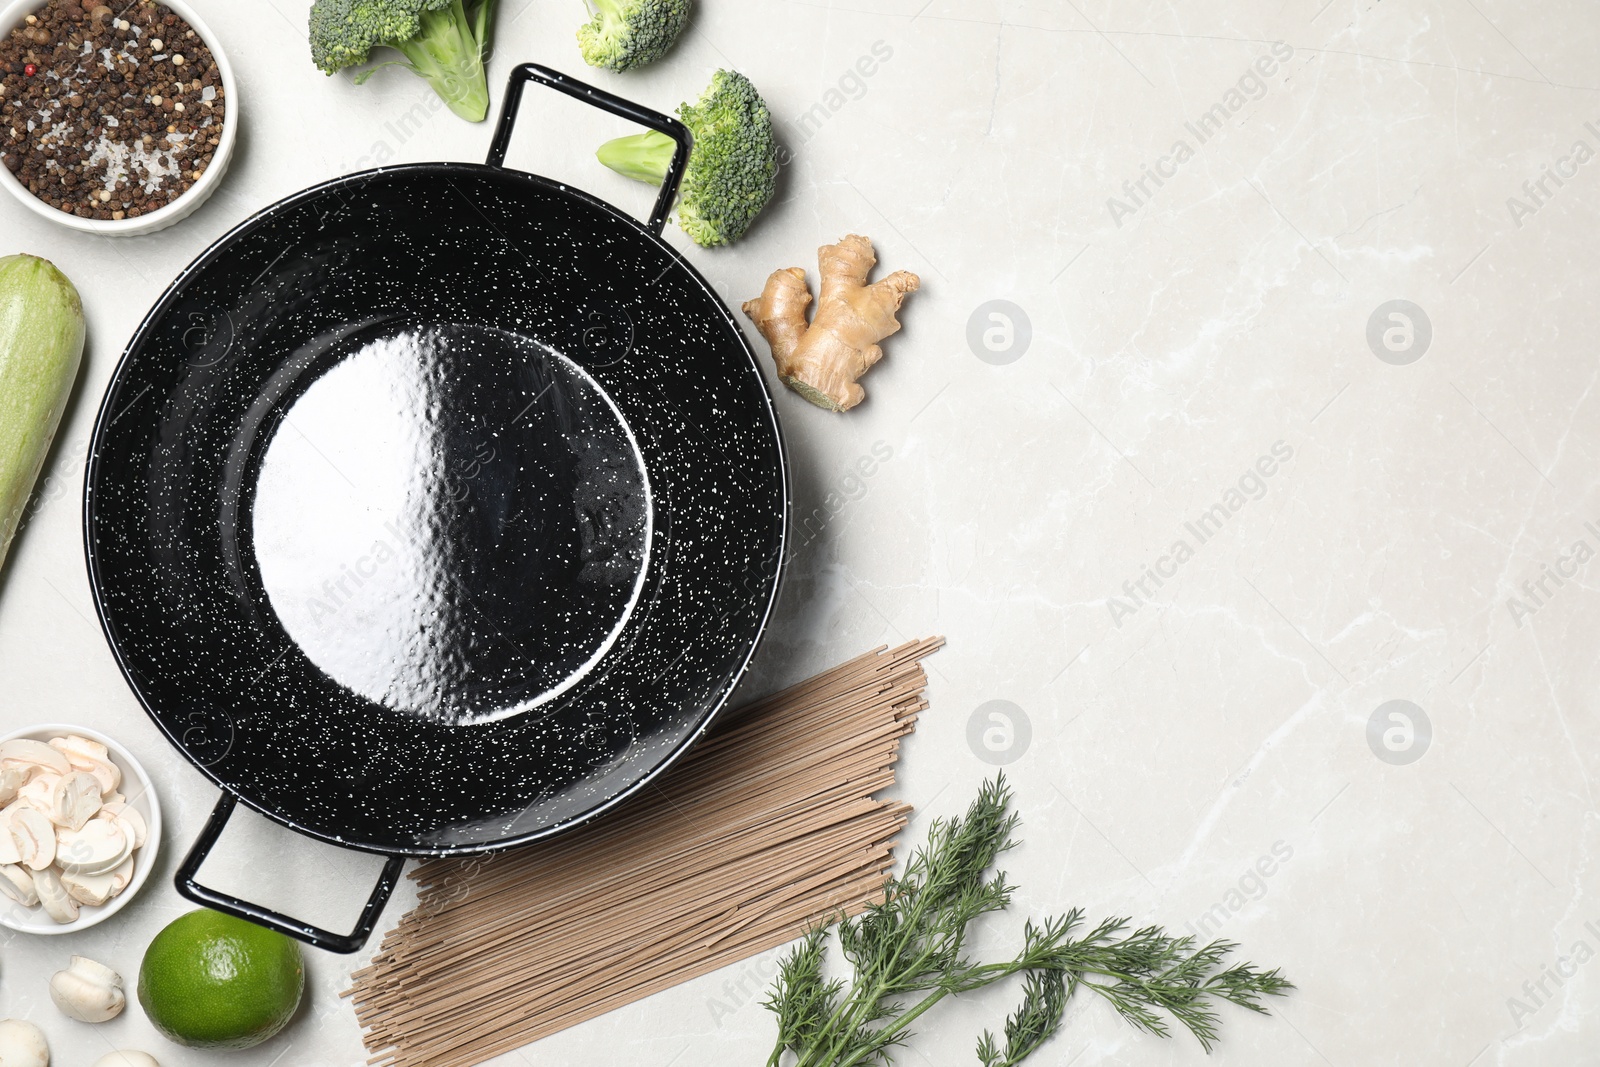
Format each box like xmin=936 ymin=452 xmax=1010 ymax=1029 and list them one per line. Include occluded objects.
xmin=83 ymin=65 xmax=789 ymax=952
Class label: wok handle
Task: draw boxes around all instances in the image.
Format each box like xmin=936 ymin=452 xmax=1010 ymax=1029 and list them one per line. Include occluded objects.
xmin=175 ymin=792 xmax=407 ymax=955
xmin=485 ymin=63 xmax=692 ymax=239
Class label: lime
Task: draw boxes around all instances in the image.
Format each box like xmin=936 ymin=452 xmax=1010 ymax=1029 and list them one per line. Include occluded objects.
xmin=137 ymin=909 xmax=305 ymax=1050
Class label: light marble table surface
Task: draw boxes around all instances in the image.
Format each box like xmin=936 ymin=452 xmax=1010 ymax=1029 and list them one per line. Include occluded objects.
xmin=2 ymin=1 xmax=1596 ymax=1064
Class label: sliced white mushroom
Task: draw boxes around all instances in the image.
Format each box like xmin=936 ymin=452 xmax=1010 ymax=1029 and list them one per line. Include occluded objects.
xmin=50 ymin=956 xmax=125 ymax=1022
xmin=10 ymin=805 xmax=57 ymax=870
xmin=0 ymin=764 xmax=29 ymax=805
xmin=0 ymin=817 xmax=18 ymax=865
xmin=52 ymin=737 xmax=120 ymax=793
xmin=80 ymin=758 xmax=118 ymax=795
xmin=51 ymin=734 xmax=109 ymax=762
xmin=45 ymin=756 xmax=117 ymax=795
xmin=32 ymin=866 xmax=80 ymax=924
xmin=95 ymin=1052 xmax=160 ymax=1067
xmin=55 ymin=819 xmax=129 ymax=877
xmin=65 ymin=849 xmax=135 ymax=906
xmin=105 ymin=811 xmax=145 ymax=856
xmin=101 ymin=791 xmax=126 ymax=807
xmin=60 ymin=867 xmax=117 ymax=906
xmin=99 ymin=806 xmax=148 ymax=844
xmin=106 ymin=854 xmax=135 ymax=896
xmin=0 ymin=863 xmax=39 ymax=906
xmin=49 ymin=772 xmax=103 ymax=832
xmin=0 ymin=1019 xmax=49 ymax=1067
xmin=18 ymin=772 xmax=61 ymax=811
xmin=0 ymin=738 xmax=71 ymax=776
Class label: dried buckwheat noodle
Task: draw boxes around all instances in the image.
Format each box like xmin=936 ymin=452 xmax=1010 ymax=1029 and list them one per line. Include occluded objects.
xmin=345 ymin=637 xmax=944 ymax=1067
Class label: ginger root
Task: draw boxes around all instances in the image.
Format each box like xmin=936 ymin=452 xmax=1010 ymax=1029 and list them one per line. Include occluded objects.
xmin=742 ymin=235 xmax=920 ymax=412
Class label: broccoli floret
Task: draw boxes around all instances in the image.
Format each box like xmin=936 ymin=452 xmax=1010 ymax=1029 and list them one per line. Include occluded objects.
xmin=309 ymin=0 xmax=497 ymax=122
xmin=595 ymin=69 xmax=779 ymax=248
xmin=576 ymin=0 xmax=690 ymax=72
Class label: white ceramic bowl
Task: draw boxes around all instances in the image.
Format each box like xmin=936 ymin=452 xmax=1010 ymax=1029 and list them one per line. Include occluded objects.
xmin=0 ymin=723 xmax=162 ymax=935
xmin=0 ymin=0 xmax=238 ymax=236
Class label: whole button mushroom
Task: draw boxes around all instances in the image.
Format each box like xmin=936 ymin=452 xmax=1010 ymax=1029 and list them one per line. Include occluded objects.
xmin=0 ymin=1018 xmax=49 ymax=1066
xmin=93 ymin=1054 xmax=160 ymax=1067
xmin=49 ymin=956 xmax=125 ymax=1022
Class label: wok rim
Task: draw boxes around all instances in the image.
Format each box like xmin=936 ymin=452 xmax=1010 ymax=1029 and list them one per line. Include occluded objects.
xmin=82 ymin=161 xmax=791 ymax=856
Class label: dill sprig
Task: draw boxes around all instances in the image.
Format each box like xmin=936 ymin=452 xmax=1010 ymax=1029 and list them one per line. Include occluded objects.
xmin=763 ymin=775 xmax=1292 ymax=1067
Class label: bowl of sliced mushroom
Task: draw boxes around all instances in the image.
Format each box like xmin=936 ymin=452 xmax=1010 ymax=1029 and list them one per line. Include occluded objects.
xmin=0 ymin=724 xmax=160 ymax=934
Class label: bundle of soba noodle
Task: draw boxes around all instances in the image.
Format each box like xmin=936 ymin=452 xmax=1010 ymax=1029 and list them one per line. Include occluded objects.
xmin=346 ymin=638 xmax=943 ymax=1067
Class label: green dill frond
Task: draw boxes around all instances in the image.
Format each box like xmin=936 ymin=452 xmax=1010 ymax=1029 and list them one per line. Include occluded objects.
xmin=764 ymin=928 xmax=843 ymax=1059
xmin=761 ymin=775 xmax=1292 ymax=1067
xmin=977 ymin=970 xmax=1069 ymax=1067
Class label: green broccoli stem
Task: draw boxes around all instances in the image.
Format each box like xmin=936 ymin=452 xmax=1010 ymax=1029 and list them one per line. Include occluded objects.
xmin=596 ymin=130 xmax=676 ymax=186
xmin=392 ymin=0 xmax=493 ymax=122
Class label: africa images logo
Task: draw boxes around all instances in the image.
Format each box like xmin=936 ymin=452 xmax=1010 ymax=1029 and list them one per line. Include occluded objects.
xmin=1107 ymin=441 xmax=1294 ymax=627
xmin=1106 ymin=42 xmax=1295 ymax=227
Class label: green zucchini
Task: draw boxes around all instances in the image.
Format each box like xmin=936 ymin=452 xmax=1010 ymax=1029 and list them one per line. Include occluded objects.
xmin=0 ymin=254 xmax=85 ymax=574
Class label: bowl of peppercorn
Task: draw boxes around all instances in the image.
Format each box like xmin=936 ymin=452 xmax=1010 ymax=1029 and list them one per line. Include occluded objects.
xmin=0 ymin=0 xmax=236 ymax=235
